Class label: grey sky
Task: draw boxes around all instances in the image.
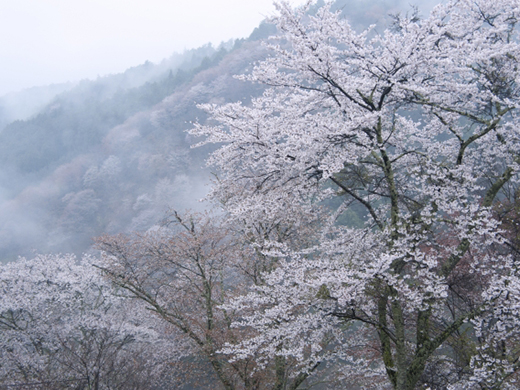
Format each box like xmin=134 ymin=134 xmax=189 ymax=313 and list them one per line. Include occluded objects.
xmin=0 ymin=0 xmax=306 ymax=96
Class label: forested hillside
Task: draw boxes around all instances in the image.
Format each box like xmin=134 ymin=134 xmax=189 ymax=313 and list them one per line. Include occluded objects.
xmin=0 ymin=33 xmax=268 ymax=259
xmin=0 ymin=0 xmax=420 ymax=261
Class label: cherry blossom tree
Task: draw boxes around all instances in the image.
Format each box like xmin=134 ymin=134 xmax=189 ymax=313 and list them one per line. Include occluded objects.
xmin=96 ymin=212 xmax=259 ymax=390
xmin=96 ymin=211 xmax=324 ymax=389
xmin=0 ymin=254 xmax=180 ymax=389
xmin=191 ymin=0 xmax=520 ymax=388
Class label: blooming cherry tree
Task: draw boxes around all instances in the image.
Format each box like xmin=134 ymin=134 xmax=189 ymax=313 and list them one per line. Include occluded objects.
xmin=192 ymin=0 xmax=520 ymax=388
xmin=96 ymin=212 xmax=262 ymax=390
xmin=96 ymin=210 xmax=326 ymax=389
xmin=0 ymin=254 xmax=179 ymax=389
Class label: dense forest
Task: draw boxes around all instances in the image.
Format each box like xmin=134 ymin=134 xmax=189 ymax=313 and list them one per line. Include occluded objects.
xmin=1 ymin=0 xmax=520 ymax=389
xmin=0 ymin=32 xmax=266 ymax=260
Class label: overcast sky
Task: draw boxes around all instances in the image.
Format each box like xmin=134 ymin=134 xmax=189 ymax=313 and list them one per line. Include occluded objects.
xmin=0 ymin=0 xmax=307 ymax=96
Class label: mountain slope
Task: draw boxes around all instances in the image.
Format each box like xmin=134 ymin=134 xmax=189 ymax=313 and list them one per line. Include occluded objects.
xmin=0 ymin=0 xmax=428 ymax=260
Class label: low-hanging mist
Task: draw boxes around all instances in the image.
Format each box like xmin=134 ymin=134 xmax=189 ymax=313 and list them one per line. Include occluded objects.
xmin=0 ymin=0 xmax=439 ymax=261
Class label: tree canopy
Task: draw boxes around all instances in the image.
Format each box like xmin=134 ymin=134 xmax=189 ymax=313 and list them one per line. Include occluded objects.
xmin=192 ymin=0 xmax=520 ymax=388
xmin=0 ymin=254 xmax=181 ymax=389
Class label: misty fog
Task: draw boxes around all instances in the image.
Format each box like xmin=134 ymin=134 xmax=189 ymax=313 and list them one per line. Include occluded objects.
xmin=0 ymin=0 xmax=440 ymax=261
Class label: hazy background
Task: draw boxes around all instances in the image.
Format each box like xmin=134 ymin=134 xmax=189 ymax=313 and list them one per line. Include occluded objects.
xmin=0 ymin=0 xmax=307 ymax=96
xmin=0 ymin=0 xmax=441 ymax=261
